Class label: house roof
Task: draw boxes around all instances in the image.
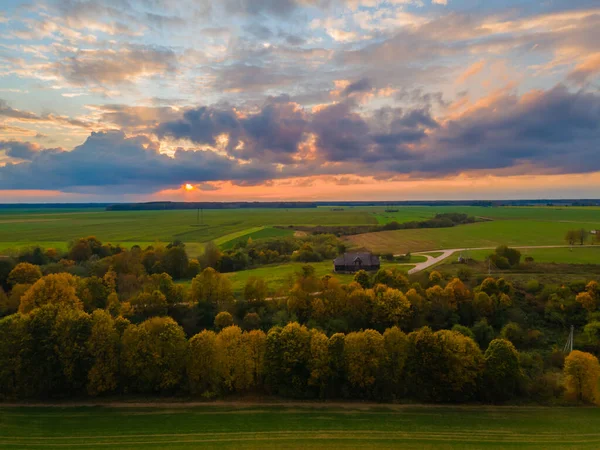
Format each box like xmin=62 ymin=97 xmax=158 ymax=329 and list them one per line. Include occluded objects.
xmin=334 ymin=252 xmax=380 ymax=266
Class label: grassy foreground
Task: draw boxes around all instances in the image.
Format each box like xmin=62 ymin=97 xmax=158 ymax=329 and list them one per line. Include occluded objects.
xmin=1 ymin=404 xmax=600 ymax=449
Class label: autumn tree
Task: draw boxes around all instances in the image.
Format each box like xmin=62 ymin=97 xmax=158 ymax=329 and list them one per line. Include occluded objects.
xmin=0 ymin=313 xmax=28 ymax=398
xmin=19 ymin=273 xmax=82 ymax=314
xmin=576 ymin=291 xmax=597 ymax=313
xmin=264 ymin=322 xmax=311 ymax=397
xmin=482 ymin=339 xmax=521 ymax=402
xmin=244 ymin=329 xmax=267 ymax=388
xmin=77 ymin=276 xmax=110 ymax=312
xmin=187 ymin=330 xmax=219 ymax=396
xmin=121 ymin=317 xmax=188 ymax=393
xmin=344 ymin=329 xmax=385 ymax=398
xmin=190 ymin=268 xmax=233 ymax=309
xmin=381 ymin=326 xmax=408 ymax=399
xmin=0 ymin=286 xmax=18 ymax=317
xmin=243 ymin=312 xmax=261 ymax=330
xmin=214 ymin=311 xmax=234 ymax=330
xmin=129 ymin=290 xmax=168 ymax=318
xmin=244 ymin=277 xmax=268 ymax=304
xmin=372 ymin=287 xmax=411 ymax=329
xmin=564 ymin=350 xmax=600 ymax=404
xmin=215 ymin=326 xmax=253 ymax=392
xmin=7 ymin=262 xmax=42 ymax=286
xmin=406 ymin=327 xmax=483 ymax=402
xmin=353 ymin=270 xmax=370 ymax=288
xmin=87 ymin=310 xmax=120 ymax=395
xmin=308 ymin=329 xmax=330 ymax=398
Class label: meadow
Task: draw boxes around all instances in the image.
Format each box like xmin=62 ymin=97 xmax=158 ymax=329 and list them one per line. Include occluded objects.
xmin=1 ymin=404 xmax=600 ymax=449
xmin=1 ymin=205 xmax=599 ymax=261
xmin=177 ymin=260 xmax=416 ymax=294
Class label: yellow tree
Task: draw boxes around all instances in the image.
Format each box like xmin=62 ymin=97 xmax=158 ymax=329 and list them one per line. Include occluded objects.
xmin=121 ymin=317 xmax=188 ymax=393
xmin=187 ymin=330 xmax=219 ymax=396
xmin=87 ymin=310 xmax=120 ymax=396
xmin=244 ymin=329 xmax=267 ymax=388
xmin=190 ymin=268 xmax=233 ymax=309
xmin=215 ymin=326 xmax=253 ymax=392
xmin=381 ymin=326 xmax=408 ymax=399
xmin=308 ymin=329 xmax=330 ymax=398
xmin=576 ymin=292 xmax=597 ymax=313
xmin=7 ymin=262 xmax=42 ymax=286
xmin=19 ymin=273 xmax=82 ymax=314
xmin=214 ymin=311 xmax=234 ymax=329
xmin=344 ymin=329 xmax=385 ymax=396
xmin=564 ymin=350 xmax=600 ymax=404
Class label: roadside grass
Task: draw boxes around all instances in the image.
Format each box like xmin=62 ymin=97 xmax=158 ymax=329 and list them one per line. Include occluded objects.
xmin=2 ymin=404 xmax=600 ymax=449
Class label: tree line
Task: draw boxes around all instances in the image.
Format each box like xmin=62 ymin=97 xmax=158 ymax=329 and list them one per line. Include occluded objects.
xmin=1 ymin=307 xmax=598 ymax=404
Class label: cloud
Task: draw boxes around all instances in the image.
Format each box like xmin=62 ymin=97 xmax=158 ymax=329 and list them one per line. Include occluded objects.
xmin=0 ymin=140 xmax=42 ymax=160
xmin=456 ymin=60 xmax=485 ymax=84
xmin=567 ymin=53 xmax=600 ymax=85
xmin=0 ymin=130 xmax=274 ymax=193
xmin=0 ymin=99 xmax=91 ymax=129
xmin=51 ymin=45 xmax=178 ymax=88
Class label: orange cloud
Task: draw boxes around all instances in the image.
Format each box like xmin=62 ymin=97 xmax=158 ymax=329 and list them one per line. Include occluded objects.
xmin=456 ymin=60 xmax=486 ymax=84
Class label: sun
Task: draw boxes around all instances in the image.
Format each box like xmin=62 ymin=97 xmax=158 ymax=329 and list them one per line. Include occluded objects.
xmin=184 ymin=183 xmax=194 ymax=191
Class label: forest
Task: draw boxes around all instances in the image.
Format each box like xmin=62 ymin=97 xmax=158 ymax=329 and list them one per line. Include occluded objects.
xmin=1 ymin=236 xmax=599 ymax=404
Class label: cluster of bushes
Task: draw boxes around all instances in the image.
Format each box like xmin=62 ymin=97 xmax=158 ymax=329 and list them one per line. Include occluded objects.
xmin=489 ymin=245 xmax=522 ymax=269
xmin=205 ymin=234 xmax=345 ymax=273
xmin=3 ymin=307 xmax=598 ymax=404
xmin=287 ymin=213 xmax=477 ymax=236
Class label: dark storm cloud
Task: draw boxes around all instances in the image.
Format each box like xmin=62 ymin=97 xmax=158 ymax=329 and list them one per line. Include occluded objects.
xmin=0 ymin=130 xmax=274 ymax=193
xmin=4 ymin=84 xmax=600 ymax=193
xmin=0 ymin=140 xmax=40 ymax=160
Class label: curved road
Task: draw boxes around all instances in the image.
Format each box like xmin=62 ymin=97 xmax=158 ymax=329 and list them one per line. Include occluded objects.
xmin=399 ymin=245 xmax=598 ymax=274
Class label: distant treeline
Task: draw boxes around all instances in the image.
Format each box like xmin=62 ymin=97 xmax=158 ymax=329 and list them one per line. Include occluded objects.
xmin=1 ymin=199 xmax=600 ymax=210
xmin=286 ymin=213 xmax=477 ymax=236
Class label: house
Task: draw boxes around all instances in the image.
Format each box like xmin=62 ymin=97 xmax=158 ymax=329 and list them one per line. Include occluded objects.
xmin=333 ymin=252 xmax=380 ymax=273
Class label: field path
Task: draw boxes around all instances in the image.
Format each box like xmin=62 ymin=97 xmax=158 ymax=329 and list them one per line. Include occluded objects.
xmin=403 ymin=245 xmax=598 ymax=274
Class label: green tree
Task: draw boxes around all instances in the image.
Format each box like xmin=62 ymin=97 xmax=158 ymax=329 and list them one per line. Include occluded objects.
xmin=482 ymin=339 xmax=521 ymax=402
xmin=244 ymin=277 xmax=269 ymax=303
xmin=77 ymin=276 xmax=109 ymax=312
xmin=7 ymin=262 xmax=42 ymax=286
xmin=353 ymin=270 xmax=370 ymax=288
xmin=129 ymin=290 xmax=168 ymax=318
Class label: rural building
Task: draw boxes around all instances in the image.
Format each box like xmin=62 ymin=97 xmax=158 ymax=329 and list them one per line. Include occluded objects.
xmin=334 ymin=252 xmax=380 ymax=273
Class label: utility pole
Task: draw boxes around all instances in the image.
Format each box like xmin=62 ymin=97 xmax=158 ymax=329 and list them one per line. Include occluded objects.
xmin=563 ymin=325 xmax=574 ymax=354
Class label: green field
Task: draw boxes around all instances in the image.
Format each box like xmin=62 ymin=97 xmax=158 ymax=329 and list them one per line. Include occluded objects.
xmin=1 ymin=404 xmax=600 ymax=449
xmin=181 ymin=261 xmax=415 ymax=294
xmin=1 ymin=206 xmax=599 ymax=261
xmin=464 ymin=246 xmax=600 ymax=264
xmin=346 ymin=220 xmax=600 ymax=254
xmin=0 ymin=207 xmax=376 ymax=253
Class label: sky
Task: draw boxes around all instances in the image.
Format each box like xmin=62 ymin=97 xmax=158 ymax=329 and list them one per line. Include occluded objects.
xmin=0 ymin=0 xmax=599 ymax=202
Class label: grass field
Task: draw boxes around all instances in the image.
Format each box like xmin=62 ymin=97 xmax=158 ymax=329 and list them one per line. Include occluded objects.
xmin=346 ymin=220 xmax=600 ymax=254
xmin=463 ymin=246 xmax=600 ymax=264
xmin=1 ymin=206 xmax=599 ymax=260
xmin=2 ymin=404 xmax=600 ymax=449
xmin=176 ymin=261 xmax=415 ymax=294
xmin=0 ymin=207 xmax=376 ymax=253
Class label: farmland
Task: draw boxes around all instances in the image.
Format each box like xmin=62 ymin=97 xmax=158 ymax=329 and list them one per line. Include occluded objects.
xmin=0 ymin=205 xmax=599 ymax=264
xmin=2 ymin=404 xmax=600 ymax=449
